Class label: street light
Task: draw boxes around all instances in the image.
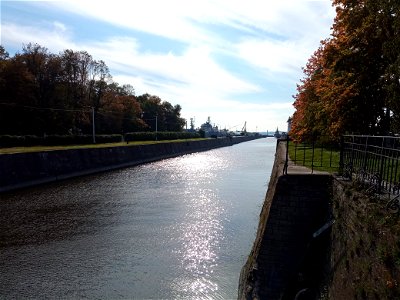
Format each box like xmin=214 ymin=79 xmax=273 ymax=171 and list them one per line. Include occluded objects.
xmin=155 ymin=113 xmax=158 ymax=141
xmin=142 ymin=112 xmax=158 ymax=141
xmin=92 ymin=107 xmax=96 ymax=144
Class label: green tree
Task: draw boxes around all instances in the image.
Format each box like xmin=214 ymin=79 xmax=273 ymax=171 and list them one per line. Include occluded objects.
xmin=381 ymin=0 xmax=400 ymax=132
xmin=136 ymin=94 xmax=185 ymax=132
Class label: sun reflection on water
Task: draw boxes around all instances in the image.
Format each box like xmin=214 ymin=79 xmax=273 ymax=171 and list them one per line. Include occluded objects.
xmin=0 ymin=139 xmax=275 ymax=299
xmin=168 ymin=152 xmax=229 ymax=298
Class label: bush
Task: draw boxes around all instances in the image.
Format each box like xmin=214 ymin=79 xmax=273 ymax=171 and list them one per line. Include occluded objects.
xmin=44 ymin=135 xmax=90 ymax=146
xmin=0 ymin=135 xmax=26 ymax=147
xmin=24 ymin=135 xmax=45 ymax=146
xmin=198 ymin=129 xmax=205 ymax=138
xmin=95 ymin=134 xmax=123 ymax=144
xmin=0 ymin=134 xmax=123 ymax=148
xmin=175 ymin=132 xmax=201 ymax=139
xmin=125 ymin=132 xmax=156 ymax=142
xmin=0 ymin=132 xmax=200 ymax=147
xmin=124 ymin=131 xmax=200 ymax=142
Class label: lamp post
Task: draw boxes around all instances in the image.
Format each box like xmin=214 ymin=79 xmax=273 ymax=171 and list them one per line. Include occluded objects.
xmin=142 ymin=112 xmax=158 ymax=141
xmin=92 ymin=107 xmax=96 ymax=144
xmin=155 ymin=113 xmax=158 ymax=141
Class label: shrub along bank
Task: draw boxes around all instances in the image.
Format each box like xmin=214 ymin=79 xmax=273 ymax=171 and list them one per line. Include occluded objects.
xmin=124 ymin=131 xmax=200 ymax=142
xmin=0 ymin=132 xmax=201 ymax=148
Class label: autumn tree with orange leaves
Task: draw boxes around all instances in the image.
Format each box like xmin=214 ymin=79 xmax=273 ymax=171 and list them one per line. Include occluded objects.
xmin=291 ymin=0 xmax=400 ymax=141
xmin=0 ymin=44 xmax=186 ymax=135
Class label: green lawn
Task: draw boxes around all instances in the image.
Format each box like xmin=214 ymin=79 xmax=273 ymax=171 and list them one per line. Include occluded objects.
xmin=0 ymin=138 xmax=207 ymax=155
xmin=287 ymin=141 xmax=341 ymax=173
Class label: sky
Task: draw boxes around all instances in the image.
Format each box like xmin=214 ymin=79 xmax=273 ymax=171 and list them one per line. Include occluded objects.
xmin=1 ymin=0 xmax=335 ymax=133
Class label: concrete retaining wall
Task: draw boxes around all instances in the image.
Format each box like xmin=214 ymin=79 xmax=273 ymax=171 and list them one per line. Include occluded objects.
xmin=239 ymin=174 xmax=331 ymax=299
xmin=328 ymin=178 xmax=400 ymax=299
xmin=0 ymin=136 xmax=259 ymax=193
xmin=239 ymin=141 xmax=332 ymax=299
xmin=239 ymin=140 xmax=400 ymax=299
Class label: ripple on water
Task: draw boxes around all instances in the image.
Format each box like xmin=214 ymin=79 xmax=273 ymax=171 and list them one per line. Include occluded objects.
xmin=0 ymin=138 xmax=276 ymax=299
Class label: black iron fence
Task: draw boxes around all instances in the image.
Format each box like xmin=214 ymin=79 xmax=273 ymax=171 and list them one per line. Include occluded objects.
xmin=283 ymin=136 xmax=340 ymax=175
xmin=340 ymin=135 xmax=400 ymax=196
xmin=284 ymin=135 xmax=400 ymax=194
xmin=283 ymin=134 xmax=400 ymax=214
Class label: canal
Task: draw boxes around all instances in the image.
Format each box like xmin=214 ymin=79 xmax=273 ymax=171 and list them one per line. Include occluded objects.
xmin=0 ymin=138 xmax=276 ymax=299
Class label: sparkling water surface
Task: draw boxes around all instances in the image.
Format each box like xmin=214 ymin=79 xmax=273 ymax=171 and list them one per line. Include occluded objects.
xmin=0 ymin=138 xmax=276 ymax=299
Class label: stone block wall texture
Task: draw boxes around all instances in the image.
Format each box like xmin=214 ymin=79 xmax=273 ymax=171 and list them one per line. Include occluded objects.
xmin=0 ymin=136 xmax=258 ymax=192
xmin=240 ymin=169 xmax=400 ymax=299
xmin=328 ymin=178 xmax=400 ymax=299
xmin=239 ymin=139 xmax=400 ymax=299
xmin=251 ymin=174 xmax=332 ymax=299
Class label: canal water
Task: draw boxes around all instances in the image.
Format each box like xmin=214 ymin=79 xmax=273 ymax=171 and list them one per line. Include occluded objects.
xmin=0 ymin=138 xmax=276 ymax=299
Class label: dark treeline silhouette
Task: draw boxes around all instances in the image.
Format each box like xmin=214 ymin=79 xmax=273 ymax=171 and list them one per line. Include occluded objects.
xmin=0 ymin=43 xmax=186 ymax=135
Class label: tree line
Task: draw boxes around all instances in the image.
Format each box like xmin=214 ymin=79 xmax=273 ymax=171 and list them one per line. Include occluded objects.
xmin=0 ymin=43 xmax=186 ymax=136
xmin=291 ymin=0 xmax=400 ymax=141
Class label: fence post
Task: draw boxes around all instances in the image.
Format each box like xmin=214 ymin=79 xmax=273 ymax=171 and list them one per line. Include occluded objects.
xmin=311 ymin=138 xmax=315 ymax=174
xmin=362 ymin=136 xmax=368 ymax=172
xmin=283 ymin=135 xmax=289 ymax=175
xmin=378 ymin=137 xmax=385 ymax=193
xmin=339 ymin=135 xmax=344 ymax=176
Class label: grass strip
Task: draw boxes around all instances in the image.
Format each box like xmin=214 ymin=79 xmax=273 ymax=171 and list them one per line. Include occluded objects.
xmin=0 ymin=138 xmax=208 ymax=155
xmin=287 ymin=141 xmax=340 ymax=173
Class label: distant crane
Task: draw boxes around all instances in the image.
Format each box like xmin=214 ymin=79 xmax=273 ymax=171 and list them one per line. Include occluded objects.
xmin=241 ymin=121 xmax=247 ymax=135
xmin=227 ymin=122 xmax=247 ymax=135
xmin=228 ymin=124 xmax=241 ymax=130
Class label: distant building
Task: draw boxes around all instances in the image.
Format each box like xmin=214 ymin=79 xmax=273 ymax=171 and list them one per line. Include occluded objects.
xmin=200 ymin=117 xmax=221 ymax=138
xmin=274 ymin=127 xmax=281 ymax=139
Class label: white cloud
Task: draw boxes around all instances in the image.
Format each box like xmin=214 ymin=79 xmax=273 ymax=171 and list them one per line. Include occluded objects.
xmin=43 ymin=1 xmax=213 ymax=45
xmin=31 ymin=1 xmax=334 ymax=85
xmin=3 ymin=21 xmax=259 ymax=95
xmin=2 ymin=22 xmax=73 ymax=52
xmin=53 ymin=21 xmax=67 ymax=33
xmin=81 ymin=36 xmax=261 ymax=98
xmin=236 ymin=39 xmax=306 ymax=75
xmin=43 ymin=1 xmax=334 ymax=47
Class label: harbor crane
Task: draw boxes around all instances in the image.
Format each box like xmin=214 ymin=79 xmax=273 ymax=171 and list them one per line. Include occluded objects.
xmin=241 ymin=122 xmax=247 ymax=135
xmin=228 ymin=121 xmax=247 ymax=135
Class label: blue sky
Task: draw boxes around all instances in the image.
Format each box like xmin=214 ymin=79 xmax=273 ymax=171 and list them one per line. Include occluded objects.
xmin=1 ymin=0 xmax=335 ymax=132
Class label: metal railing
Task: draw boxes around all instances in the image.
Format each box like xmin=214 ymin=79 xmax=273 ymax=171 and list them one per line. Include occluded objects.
xmin=283 ymin=134 xmax=400 ymax=215
xmin=283 ymin=136 xmax=340 ymax=175
xmin=339 ymin=135 xmax=400 ymax=196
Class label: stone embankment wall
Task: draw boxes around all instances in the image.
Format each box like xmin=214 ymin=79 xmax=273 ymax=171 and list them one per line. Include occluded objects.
xmin=238 ymin=141 xmax=332 ymax=299
xmin=239 ymin=140 xmax=400 ymax=299
xmin=329 ymin=178 xmax=400 ymax=299
xmin=0 ymin=136 xmax=259 ymax=193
